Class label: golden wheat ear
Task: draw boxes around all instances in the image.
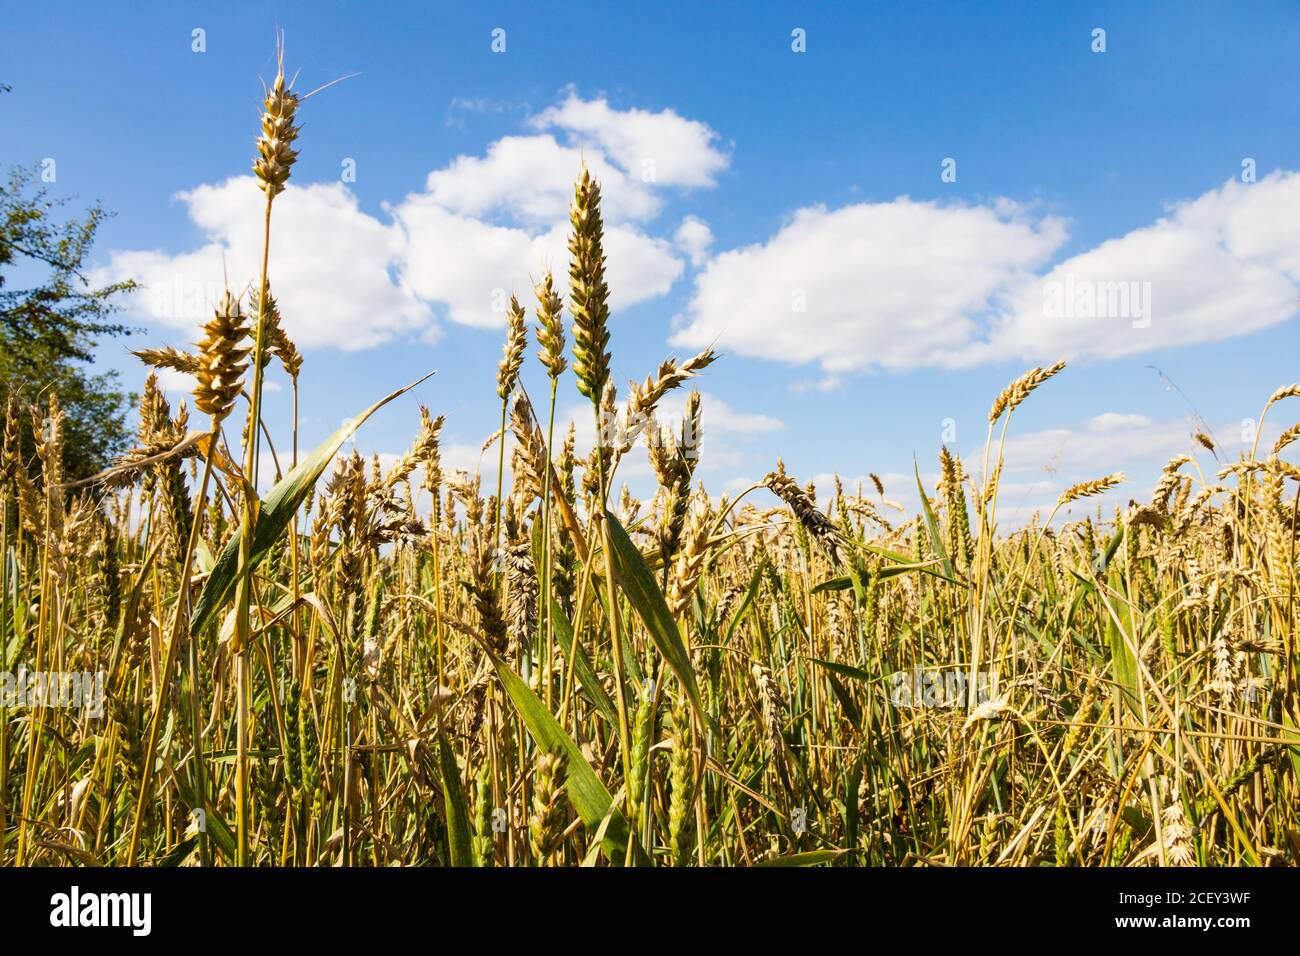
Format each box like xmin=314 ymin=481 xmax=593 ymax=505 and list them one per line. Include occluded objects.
xmin=568 ymin=166 xmax=611 ymax=402
xmin=192 ymin=290 xmax=249 ymax=424
xmin=989 ymin=359 xmax=1066 ymax=425
xmin=1057 ymin=472 xmax=1125 ymax=507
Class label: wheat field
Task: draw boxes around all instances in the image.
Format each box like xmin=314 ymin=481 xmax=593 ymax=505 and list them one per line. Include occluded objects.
xmin=2 ymin=54 xmax=1298 ymax=869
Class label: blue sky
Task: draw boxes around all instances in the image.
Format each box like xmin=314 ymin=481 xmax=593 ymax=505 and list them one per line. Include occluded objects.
xmin=4 ymin=1 xmax=1300 ymax=522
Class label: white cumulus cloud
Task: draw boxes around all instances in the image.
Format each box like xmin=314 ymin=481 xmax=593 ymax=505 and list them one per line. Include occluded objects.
xmin=670 ymin=198 xmax=1067 ymax=372
xmin=530 ymin=92 xmax=729 ymax=189
xmin=395 ymin=205 xmax=682 ymax=330
xmin=674 ymin=216 xmax=714 ymax=267
xmin=93 ymin=177 xmax=430 ymax=350
xmin=673 ymin=171 xmax=1300 ymax=374
xmin=98 ymin=94 xmax=729 ymax=349
xmin=980 ymin=172 xmax=1300 ymax=364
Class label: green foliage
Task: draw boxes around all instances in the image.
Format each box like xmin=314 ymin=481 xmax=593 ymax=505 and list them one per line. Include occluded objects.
xmin=1 ymin=160 xmax=139 ymax=479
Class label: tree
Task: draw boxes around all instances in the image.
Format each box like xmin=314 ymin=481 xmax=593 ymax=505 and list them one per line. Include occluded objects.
xmin=1 ymin=154 xmax=139 ymax=481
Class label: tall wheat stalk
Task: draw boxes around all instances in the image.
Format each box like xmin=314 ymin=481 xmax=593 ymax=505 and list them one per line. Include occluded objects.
xmin=234 ymin=43 xmax=301 ymax=865
xmin=534 ymin=272 xmax=566 ymax=707
xmin=567 ymin=167 xmax=636 ymax=847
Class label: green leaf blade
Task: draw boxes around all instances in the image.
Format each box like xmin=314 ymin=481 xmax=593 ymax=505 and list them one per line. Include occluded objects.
xmin=492 ymin=658 xmax=646 ymax=866
xmin=602 ymin=509 xmax=707 ymax=730
xmin=190 ymin=373 xmax=433 ymax=636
